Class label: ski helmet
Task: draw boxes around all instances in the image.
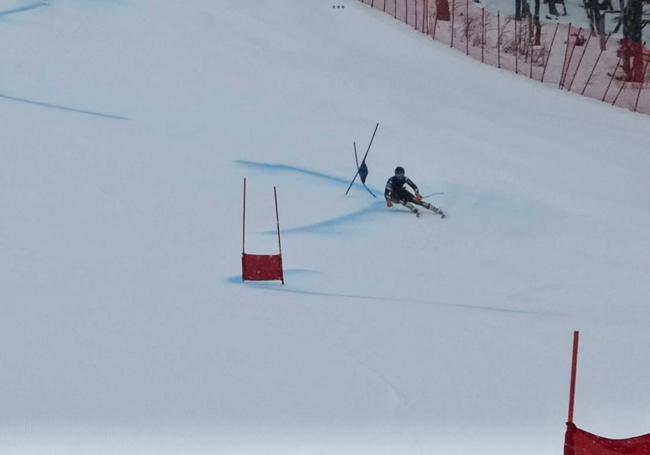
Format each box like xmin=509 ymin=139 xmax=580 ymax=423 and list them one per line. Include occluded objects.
xmin=395 ymin=166 xmax=405 ymax=176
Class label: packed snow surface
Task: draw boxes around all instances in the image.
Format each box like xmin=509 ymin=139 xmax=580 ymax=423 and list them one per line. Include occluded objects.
xmin=1 ymin=0 xmax=650 ymax=453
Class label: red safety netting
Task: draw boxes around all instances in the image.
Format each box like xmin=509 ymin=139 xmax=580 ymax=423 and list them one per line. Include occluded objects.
xmin=359 ymin=0 xmax=650 ymax=115
xmin=242 ymin=253 xmax=284 ymax=282
xmin=565 ymin=423 xmax=650 ymax=455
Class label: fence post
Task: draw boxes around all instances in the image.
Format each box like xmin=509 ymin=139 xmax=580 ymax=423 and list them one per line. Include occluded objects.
xmin=559 ymin=23 xmax=572 ymax=88
xmin=567 ymin=32 xmax=593 ymax=92
xmin=561 ymin=27 xmax=582 ymax=88
xmin=406 ymin=0 xmax=409 ymax=24
xmin=451 ymin=0 xmax=456 ymax=48
xmin=416 ymin=0 xmax=419 ymax=30
xmin=497 ymin=11 xmax=501 ymax=68
xmin=541 ymin=23 xmax=560 ymax=83
xmin=481 ymin=8 xmax=485 ymax=63
xmin=611 ymin=74 xmax=627 ymax=106
xmin=633 ymin=58 xmax=649 ymax=112
xmin=423 ymin=0 xmax=427 ymax=32
xmin=529 ymin=15 xmax=534 ymax=78
xmin=433 ymin=6 xmax=439 ymax=39
xmin=515 ymin=19 xmax=519 ymax=74
xmin=602 ymin=57 xmax=621 ymax=102
xmin=424 ymin=0 xmax=431 ymax=35
xmin=465 ymin=0 xmax=469 ymax=56
xmin=581 ymin=34 xmax=611 ymax=95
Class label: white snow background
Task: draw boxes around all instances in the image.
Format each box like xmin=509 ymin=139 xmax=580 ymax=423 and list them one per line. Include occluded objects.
xmin=1 ymin=0 xmax=650 ymax=453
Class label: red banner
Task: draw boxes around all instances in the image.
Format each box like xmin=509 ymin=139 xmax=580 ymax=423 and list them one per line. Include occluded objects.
xmin=565 ymin=423 xmax=650 ymax=455
xmin=242 ymin=253 xmax=284 ymax=282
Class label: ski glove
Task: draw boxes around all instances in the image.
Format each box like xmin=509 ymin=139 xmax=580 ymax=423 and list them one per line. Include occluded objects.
xmin=415 ymin=192 xmax=423 ymax=202
xmin=386 ymin=200 xmax=393 ymax=208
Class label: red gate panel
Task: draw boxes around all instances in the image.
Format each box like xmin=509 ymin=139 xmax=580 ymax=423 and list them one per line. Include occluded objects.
xmin=565 ymin=423 xmax=650 ymax=455
xmin=242 ymin=253 xmax=284 ymax=282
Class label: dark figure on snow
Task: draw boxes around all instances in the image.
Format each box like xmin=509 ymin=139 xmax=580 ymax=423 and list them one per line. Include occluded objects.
xmin=385 ymin=166 xmax=445 ymax=218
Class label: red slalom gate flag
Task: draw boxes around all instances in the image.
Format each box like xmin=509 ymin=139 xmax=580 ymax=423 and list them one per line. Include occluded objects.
xmin=565 ymin=423 xmax=650 ymax=455
xmin=242 ymin=253 xmax=283 ymax=282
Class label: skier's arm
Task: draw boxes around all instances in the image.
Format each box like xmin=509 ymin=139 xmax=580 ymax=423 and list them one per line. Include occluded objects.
xmin=405 ymin=177 xmax=419 ymax=194
xmin=384 ymin=179 xmax=393 ymax=206
xmin=406 ymin=177 xmax=423 ymax=201
xmin=384 ymin=179 xmax=393 ymax=200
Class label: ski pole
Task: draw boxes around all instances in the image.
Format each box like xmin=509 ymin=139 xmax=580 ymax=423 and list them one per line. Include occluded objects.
xmin=422 ymin=191 xmax=445 ymax=198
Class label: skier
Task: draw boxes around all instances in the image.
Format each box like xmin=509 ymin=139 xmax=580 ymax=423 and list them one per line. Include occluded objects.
xmin=385 ymin=166 xmax=445 ymax=218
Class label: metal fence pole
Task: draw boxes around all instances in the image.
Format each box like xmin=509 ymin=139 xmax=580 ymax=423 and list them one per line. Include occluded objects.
xmin=481 ymin=8 xmax=485 ymax=63
xmin=541 ymin=23 xmax=560 ymax=83
xmin=581 ymin=33 xmax=611 ymax=95
xmin=515 ymin=20 xmax=519 ymax=74
xmin=465 ymin=0 xmax=469 ymax=55
xmin=497 ymin=11 xmax=501 ymax=68
xmin=566 ymin=32 xmax=593 ymax=92
xmin=560 ymin=27 xmax=582 ymax=88
xmin=558 ymin=23 xmax=573 ymax=88
xmin=633 ymin=59 xmax=649 ymax=112
xmin=451 ymin=0 xmax=456 ymax=48
xmin=602 ymin=57 xmax=621 ymax=101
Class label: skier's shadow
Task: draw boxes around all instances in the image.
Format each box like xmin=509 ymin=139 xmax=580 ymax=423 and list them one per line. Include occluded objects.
xmin=236 ymin=160 xmax=383 ymax=234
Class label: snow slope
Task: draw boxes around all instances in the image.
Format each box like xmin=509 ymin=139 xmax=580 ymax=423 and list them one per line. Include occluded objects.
xmin=1 ymin=0 xmax=650 ymax=453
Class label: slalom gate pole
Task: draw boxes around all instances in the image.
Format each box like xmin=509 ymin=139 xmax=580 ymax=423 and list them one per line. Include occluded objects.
xmin=345 ymin=123 xmax=379 ymax=195
xmin=353 ymin=142 xmax=377 ymax=198
xmin=559 ymin=23 xmax=572 ymax=88
xmin=633 ymin=59 xmax=649 ymax=112
xmin=274 ymin=186 xmax=284 ymax=284
xmin=384 ymin=0 xmax=386 ymax=12
xmin=541 ymin=23 xmax=560 ymax=83
xmin=394 ymin=0 xmax=397 ymax=19
xmin=566 ymin=31 xmax=593 ymax=92
xmin=242 ymin=178 xmax=247 ymax=255
xmin=567 ymin=331 xmax=580 ymax=424
xmin=602 ymin=57 xmax=621 ymax=101
xmin=416 ymin=0 xmax=418 ymax=30
xmin=581 ymin=33 xmax=611 ymax=95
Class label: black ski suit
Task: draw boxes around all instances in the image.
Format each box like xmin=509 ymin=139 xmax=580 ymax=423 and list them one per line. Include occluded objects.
xmin=385 ymin=175 xmax=444 ymax=216
xmin=385 ymin=175 xmax=418 ymax=203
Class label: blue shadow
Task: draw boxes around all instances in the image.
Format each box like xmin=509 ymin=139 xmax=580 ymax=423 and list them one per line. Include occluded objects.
xmin=226 ymin=275 xmax=545 ymax=315
xmin=0 ymin=94 xmax=129 ymax=120
xmin=237 ymin=160 xmax=386 ymax=234
xmin=235 ymin=160 xmax=382 ymax=194
xmin=265 ymin=202 xmax=384 ymax=235
xmin=0 ymin=1 xmax=47 ymax=18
